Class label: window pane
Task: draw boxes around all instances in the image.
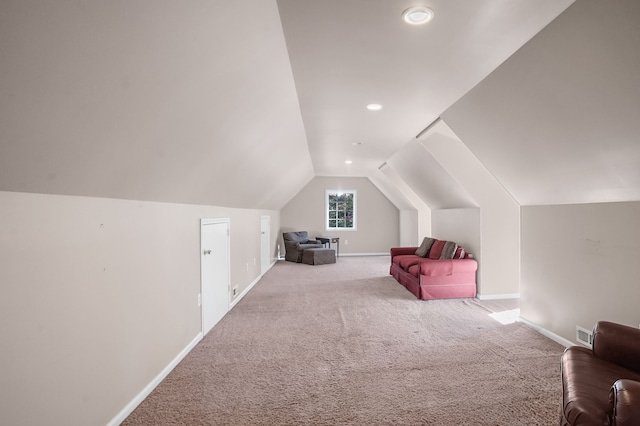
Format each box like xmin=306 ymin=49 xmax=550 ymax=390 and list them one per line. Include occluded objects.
xmin=327 ymin=190 xmax=356 ymax=230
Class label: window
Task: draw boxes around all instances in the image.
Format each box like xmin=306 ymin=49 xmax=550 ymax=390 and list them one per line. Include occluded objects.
xmin=326 ymin=190 xmax=357 ymax=231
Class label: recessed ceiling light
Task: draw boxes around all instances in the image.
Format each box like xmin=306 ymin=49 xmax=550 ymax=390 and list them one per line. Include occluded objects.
xmin=345 ymin=160 xmax=353 ymax=164
xmin=366 ymin=103 xmax=383 ymax=111
xmin=352 ymin=142 xmax=363 ymax=146
xmin=402 ymin=6 xmax=434 ymax=25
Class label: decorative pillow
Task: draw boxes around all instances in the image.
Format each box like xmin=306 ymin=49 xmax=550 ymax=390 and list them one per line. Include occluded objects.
xmin=454 ymin=246 xmax=466 ymax=259
xmin=415 ymin=237 xmax=436 ymax=257
xmin=428 ymin=240 xmax=446 ymax=259
xmin=440 ymin=241 xmax=458 ymax=259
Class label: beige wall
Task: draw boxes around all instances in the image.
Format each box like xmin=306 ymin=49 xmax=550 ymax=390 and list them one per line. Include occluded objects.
xmin=280 ymin=177 xmax=399 ymax=255
xmin=419 ymin=122 xmax=520 ymax=297
xmin=0 ymin=191 xmax=278 ymax=425
xmin=521 ymin=202 xmax=640 ymax=344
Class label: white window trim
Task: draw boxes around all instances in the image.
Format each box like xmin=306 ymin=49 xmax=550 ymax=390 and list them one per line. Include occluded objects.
xmin=325 ymin=189 xmax=357 ymax=231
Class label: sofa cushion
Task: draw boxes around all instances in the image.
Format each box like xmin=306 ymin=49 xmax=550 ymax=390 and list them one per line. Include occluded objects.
xmin=419 ymin=259 xmax=454 ymax=276
xmin=407 ymin=264 xmax=420 ymax=277
xmin=440 ymin=241 xmax=458 ymax=259
xmin=415 ymin=237 xmax=436 ymax=257
xmin=399 ymin=256 xmax=421 ymax=271
xmin=428 ymin=240 xmax=446 ymax=259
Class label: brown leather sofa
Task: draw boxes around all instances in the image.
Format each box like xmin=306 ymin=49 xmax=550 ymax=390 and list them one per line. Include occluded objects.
xmin=561 ymin=321 xmax=640 ymax=425
xmin=282 ymin=231 xmax=322 ymax=263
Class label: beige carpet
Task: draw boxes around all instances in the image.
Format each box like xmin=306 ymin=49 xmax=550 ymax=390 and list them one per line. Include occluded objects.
xmin=124 ymin=256 xmax=564 ymax=425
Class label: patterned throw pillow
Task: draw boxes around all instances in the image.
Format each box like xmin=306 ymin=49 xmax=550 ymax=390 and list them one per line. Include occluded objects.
xmin=440 ymin=241 xmax=458 ymax=259
xmin=415 ymin=237 xmax=436 ymax=257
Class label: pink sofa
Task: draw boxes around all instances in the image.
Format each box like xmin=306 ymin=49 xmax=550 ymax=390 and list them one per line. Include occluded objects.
xmin=389 ymin=240 xmax=478 ymax=300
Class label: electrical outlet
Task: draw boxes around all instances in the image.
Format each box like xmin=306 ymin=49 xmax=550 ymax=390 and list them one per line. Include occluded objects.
xmin=253 ymin=258 xmax=256 ymax=266
xmin=232 ymin=286 xmax=238 ymax=296
xmin=344 ymin=239 xmax=348 ymax=245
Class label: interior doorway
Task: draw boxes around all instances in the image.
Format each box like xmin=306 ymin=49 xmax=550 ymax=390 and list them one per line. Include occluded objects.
xmin=201 ymin=218 xmax=230 ymax=335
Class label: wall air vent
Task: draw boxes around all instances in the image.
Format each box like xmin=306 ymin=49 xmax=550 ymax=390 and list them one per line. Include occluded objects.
xmin=576 ymin=325 xmax=593 ymax=348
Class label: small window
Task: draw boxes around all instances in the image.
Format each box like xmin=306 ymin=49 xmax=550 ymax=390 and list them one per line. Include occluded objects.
xmin=326 ymin=190 xmax=357 ymax=231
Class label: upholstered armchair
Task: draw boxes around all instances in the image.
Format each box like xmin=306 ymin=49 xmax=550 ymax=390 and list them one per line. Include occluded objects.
xmin=282 ymin=231 xmax=322 ymax=262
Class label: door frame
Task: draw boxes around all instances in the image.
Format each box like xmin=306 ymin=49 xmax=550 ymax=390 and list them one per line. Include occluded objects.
xmin=200 ymin=218 xmax=231 ymax=335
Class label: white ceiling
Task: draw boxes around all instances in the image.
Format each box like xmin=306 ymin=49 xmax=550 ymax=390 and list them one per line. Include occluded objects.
xmin=277 ymin=0 xmax=574 ymax=178
xmin=7 ymin=0 xmax=639 ymax=211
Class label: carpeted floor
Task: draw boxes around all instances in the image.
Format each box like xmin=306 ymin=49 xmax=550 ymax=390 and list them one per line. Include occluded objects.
xmin=123 ymin=256 xmax=564 ymax=425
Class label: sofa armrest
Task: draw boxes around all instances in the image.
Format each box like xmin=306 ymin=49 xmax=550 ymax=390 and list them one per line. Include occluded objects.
xmin=593 ymin=321 xmax=640 ymax=373
xmin=306 ymin=239 xmax=320 ymax=244
xmin=390 ymin=247 xmax=418 ymax=257
xmin=609 ymin=379 xmax=640 ymax=426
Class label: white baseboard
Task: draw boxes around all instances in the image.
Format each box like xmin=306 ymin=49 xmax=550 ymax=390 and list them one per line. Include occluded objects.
xmin=278 ymin=253 xmax=389 ymax=259
xmin=338 ymin=252 xmax=389 ymax=257
xmin=109 ymin=260 xmax=278 ymax=425
xmin=230 ymin=273 xmax=262 ymax=309
xmin=518 ymin=317 xmax=574 ymax=348
xmin=476 ymin=293 xmax=520 ymax=300
xmin=107 ymin=332 xmax=203 ymax=426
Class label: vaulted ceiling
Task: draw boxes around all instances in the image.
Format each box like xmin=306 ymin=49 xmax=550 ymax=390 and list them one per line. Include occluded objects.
xmin=1 ymin=0 xmax=639 ymax=211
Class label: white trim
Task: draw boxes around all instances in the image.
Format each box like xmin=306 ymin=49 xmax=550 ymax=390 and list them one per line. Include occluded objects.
xmin=107 ymin=332 xmax=203 ymax=426
xmin=325 ymin=189 xmax=357 ymax=231
xmin=518 ymin=317 xmax=574 ymax=348
xmin=110 ymin=225 xmax=270 ymax=426
xmin=279 ymin=253 xmax=388 ymax=259
xmin=338 ymin=252 xmax=389 ymax=257
xmin=476 ymin=293 xmax=520 ymax=300
xmin=230 ymin=275 xmax=260 ymax=309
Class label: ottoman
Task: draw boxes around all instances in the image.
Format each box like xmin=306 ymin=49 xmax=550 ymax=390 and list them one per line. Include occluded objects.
xmin=302 ymin=248 xmax=336 ymax=265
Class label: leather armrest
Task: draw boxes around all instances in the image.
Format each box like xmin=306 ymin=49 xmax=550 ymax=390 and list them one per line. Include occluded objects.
xmin=593 ymin=321 xmax=640 ymax=373
xmin=609 ymin=379 xmax=640 ymax=426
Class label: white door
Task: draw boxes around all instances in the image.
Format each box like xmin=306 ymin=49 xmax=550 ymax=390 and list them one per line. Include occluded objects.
xmin=260 ymin=216 xmax=270 ymax=275
xmin=201 ymin=219 xmax=230 ymax=335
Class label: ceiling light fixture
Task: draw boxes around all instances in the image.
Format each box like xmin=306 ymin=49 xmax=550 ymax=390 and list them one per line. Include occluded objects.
xmin=402 ymin=6 xmax=434 ymax=25
xmin=345 ymin=160 xmax=353 ymax=164
xmin=366 ymin=103 xmax=383 ymax=111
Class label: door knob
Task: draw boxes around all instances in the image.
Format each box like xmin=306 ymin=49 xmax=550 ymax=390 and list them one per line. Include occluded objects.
xmin=203 ymin=249 xmax=212 ymax=255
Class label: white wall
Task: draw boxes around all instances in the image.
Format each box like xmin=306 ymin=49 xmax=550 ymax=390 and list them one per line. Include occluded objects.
xmin=419 ymin=121 xmax=520 ymax=297
xmin=440 ymin=0 xmax=640 ymax=206
xmin=0 ymin=191 xmax=278 ymax=425
xmin=399 ymin=209 xmax=419 ymax=247
xmin=0 ymin=0 xmax=312 ymax=210
xmin=280 ymin=177 xmax=399 ymax=255
xmin=521 ymin=202 xmax=640 ymax=344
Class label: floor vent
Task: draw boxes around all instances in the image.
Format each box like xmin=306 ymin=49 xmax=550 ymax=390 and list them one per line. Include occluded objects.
xmin=576 ymin=326 xmax=593 ymax=348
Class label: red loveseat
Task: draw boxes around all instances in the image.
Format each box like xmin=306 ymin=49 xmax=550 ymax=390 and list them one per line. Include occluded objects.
xmin=389 ymin=239 xmax=477 ymax=300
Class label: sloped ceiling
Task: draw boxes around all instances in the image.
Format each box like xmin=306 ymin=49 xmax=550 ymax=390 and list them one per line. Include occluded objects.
xmin=277 ymin=0 xmax=574 ymax=179
xmin=8 ymin=1 xmax=629 ymax=212
xmin=442 ymin=0 xmax=640 ymax=206
xmin=386 ymin=139 xmax=477 ymax=209
xmin=0 ymin=0 xmax=313 ymax=209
